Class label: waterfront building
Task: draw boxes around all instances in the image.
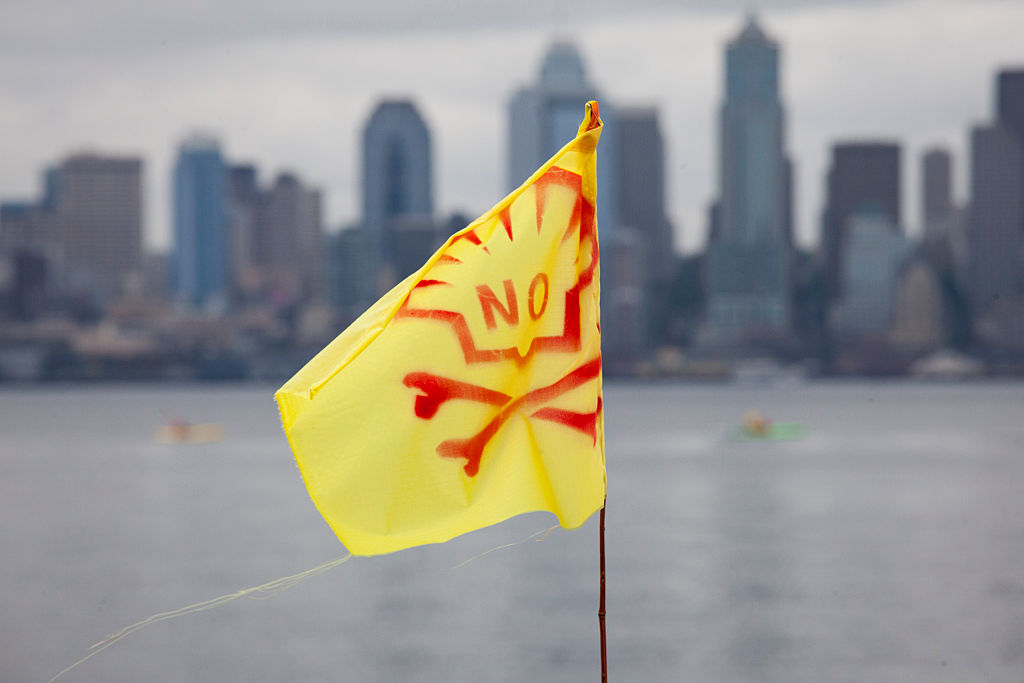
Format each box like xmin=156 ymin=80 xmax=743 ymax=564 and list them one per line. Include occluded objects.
xmin=966 ymin=70 xmax=1024 ymax=338
xmin=822 ymin=142 xmax=901 ymax=299
xmin=890 ymin=257 xmax=946 ymax=353
xmin=997 ymin=69 xmax=1024 ymax=143
xmin=507 ymin=41 xmax=616 ymax=241
xmin=968 ymin=123 xmax=1023 ymax=330
xmin=226 ymin=164 xmax=259 ymax=298
xmin=922 ymin=148 xmax=955 ymax=243
xmin=832 ymin=210 xmax=910 ymax=336
xmin=1 ymin=153 xmax=142 ymax=309
xmin=703 ymin=14 xmax=793 ymax=344
xmin=255 ymin=172 xmax=323 ymax=303
xmin=615 ymin=106 xmax=676 ymax=347
xmin=225 ymin=165 xmax=323 ymax=306
xmin=508 ymin=41 xmax=643 ymax=365
xmin=361 ymin=99 xmax=433 ymax=291
xmin=325 ymin=225 xmax=377 ymax=324
xmin=173 ymin=135 xmax=230 ymax=310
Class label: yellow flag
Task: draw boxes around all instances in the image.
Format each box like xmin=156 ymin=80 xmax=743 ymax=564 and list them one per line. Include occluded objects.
xmin=276 ymin=101 xmax=605 ymax=556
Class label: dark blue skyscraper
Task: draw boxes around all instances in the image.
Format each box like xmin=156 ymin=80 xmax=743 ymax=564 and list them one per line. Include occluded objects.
xmin=360 ymin=100 xmax=435 ymax=292
xmin=704 ymin=14 xmax=792 ymax=344
xmin=362 ymin=102 xmax=432 ymax=232
xmin=968 ymin=69 xmax=1024 ymax=350
xmin=173 ymin=135 xmax=229 ymax=310
xmin=507 ymin=42 xmax=617 ymax=242
xmin=720 ymin=17 xmax=787 ymax=244
xmin=507 ymin=42 xmax=643 ymax=366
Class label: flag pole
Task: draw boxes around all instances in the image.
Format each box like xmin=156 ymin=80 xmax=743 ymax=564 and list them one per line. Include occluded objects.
xmin=599 ymin=500 xmax=607 ymax=681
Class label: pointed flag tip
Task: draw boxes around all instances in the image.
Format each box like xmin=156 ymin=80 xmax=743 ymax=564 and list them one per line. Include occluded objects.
xmin=580 ymin=100 xmax=602 ymax=135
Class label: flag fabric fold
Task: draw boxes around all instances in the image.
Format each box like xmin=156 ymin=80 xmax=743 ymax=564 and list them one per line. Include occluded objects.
xmin=276 ymin=101 xmax=606 ymax=556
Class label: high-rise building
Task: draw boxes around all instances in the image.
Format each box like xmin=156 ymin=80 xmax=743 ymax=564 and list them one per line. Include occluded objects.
xmin=996 ymin=70 xmax=1024 ymax=143
xmin=1 ymin=153 xmax=142 ymax=308
xmin=53 ymin=155 xmax=143 ymax=302
xmin=615 ymin=107 xmax=674 ymax=271
xmin=967 ymin=124 xmax=1022 ymax=315
xmin=822 ymin=142 xmax=901 ymax=297
xmin=832 ymin=209 xmax=909 ymax=335
xmin=614 ymin=106 xmax=675 ymax=346
xmin=890 ymin=257 xmax=946 ymax=353
xmin=361 ymin=99 xmax=433 ymax=289
xmin=507 ymin=42 xmax=616 ymax=241
xmin=922 ymin=148 xmax=954 ymax=237
xmin=508 ymin=41 xmax=641 ymax=365
xmin=227 ymin=164 xmax=259 ymax=292
xmin=966 ymin=69 xmax=1024 ymax=336
xmin=961 ymin=68 xmax=1024 ymax=354
xmin=0 ymin=202 xmax=53 ymax=320
xmin=717 ymin=17 xmax=789 ymax=245
xmin=704 ymin=14 xmax=792 ymax=343
xmin=0 ymin=202 xmax=53 ymax=257
xmin=173 ymin=135 xmax=230 ymax=310
xmin=255 ymin=172 xmax=323 ymax=301
xmin=325 ymin=225 xmax=377 ymax=323
xmin=225 ymin=165 xmax=323 ymax=305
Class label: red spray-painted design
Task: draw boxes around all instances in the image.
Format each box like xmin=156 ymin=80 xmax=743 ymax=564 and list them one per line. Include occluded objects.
xmin=395 ymin=166 xmax=598 ymax=367
xmin=397 ymin=163 xmax=602 ymax=477
xmin=407 ymin=358 xmax=602 ymax=476
xmin=402 ymin=373 xmax=511 ymax=419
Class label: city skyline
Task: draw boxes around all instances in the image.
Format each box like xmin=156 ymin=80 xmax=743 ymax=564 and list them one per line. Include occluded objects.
xmin=2 ymin=1 xmax=1022 ymax=254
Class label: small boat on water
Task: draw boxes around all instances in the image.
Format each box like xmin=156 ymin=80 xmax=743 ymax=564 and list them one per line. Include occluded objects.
xmin=154 ymin=420 xmax=224 ymax=445
xmin=732 ymin=410 xmax=806 ymax=441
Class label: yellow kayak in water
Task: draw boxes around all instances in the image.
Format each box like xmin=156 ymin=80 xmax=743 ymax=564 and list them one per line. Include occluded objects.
xmin=154 ymin=421 xmax=224 ymax=445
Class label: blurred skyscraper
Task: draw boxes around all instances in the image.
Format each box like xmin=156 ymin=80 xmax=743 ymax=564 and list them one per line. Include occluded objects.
xmin=922 ymin=148 xmax=953 ymax=235
xmin=508 ymin=41 xmax=643 ymax=367
xmin=967 ymin=69 xmax=1024 ymax=353
xmin=507 ymin=42 xmax=616 ymax=241
xmin=0 ymin=153 xmax=142 ymax=313
xmin=173 ymin=135 xmax=230 ymax=310
xmin=614 ymin=106 xmax=676 ymax=347
xmin=822 ymin=142 xmax=901 ymax=297
xmin=997 ymin=70 xmax=1024 ymax=141
xmin=227 ymin=164 xmax=259 ymax=295
xmin=832 ymin=210 xmax=909 ymax=335
xmin=325 ymin=225 xmax=376 ymax=323
xmin=255 ymin=173 xmax=323 ymax=302
xmin=361 ymin=99 xmax=434 ymax=292
xmin=226 ymin=165 xmax=323 ymax=307
xmin=890 ymin=255 xmax=947 ymax=354
xmin=703 ymin=14 xmax=792 ymax=346
xmin=52 ymin=155 xmax=143 ymax=303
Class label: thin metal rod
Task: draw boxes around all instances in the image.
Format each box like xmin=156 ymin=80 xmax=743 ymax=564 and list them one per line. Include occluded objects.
xmin=599 ymin=502 xmax=607 ymax=681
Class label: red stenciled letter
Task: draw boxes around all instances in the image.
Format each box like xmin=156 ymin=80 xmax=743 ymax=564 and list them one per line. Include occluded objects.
xmin=476 ymin=279 xmax=519 ymax=330
xmin=528 ymin=273 xmax=549 ymax=321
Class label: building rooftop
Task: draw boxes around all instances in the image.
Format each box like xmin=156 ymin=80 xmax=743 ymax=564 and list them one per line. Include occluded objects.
xmin=539 ymin=41 xmax=588 ymax=88
xmin=730 ymin=13 xmax=777 ymax=48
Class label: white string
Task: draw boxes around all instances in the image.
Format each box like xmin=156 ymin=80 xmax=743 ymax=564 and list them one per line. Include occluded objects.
xmin=48 ymin=554 xmax=352 ymax=683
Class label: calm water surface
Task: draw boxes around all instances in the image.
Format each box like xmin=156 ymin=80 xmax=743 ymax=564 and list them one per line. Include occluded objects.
xmin=2 ymin=382 xmax=1024 ymax=682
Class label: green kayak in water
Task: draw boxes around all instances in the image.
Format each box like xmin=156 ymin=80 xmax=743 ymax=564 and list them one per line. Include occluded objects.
xmin=732 ymin=422 xmax=807 ymax=441
xmin=732 ymin=411 xmax=807 ymax=441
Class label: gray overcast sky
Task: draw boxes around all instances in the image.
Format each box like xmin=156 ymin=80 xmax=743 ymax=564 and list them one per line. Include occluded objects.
xmin=1 ymin=0 xmax=1022 ymax=252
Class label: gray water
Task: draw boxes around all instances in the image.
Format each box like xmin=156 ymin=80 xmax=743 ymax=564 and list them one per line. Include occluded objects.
xmin=2 ymin=382 xmax=1024 ymax=682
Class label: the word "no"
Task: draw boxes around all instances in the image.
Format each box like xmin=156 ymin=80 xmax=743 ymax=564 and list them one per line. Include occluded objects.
xmin=475 ymin=274 xmax=550 ymax=329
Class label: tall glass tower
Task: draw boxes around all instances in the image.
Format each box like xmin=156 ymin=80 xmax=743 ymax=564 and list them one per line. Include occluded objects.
xmin=705 ymin=15 xmax=792 ymax=343
xmin=361 ymin=100 xmax=433 ymax=229
xmin=719 ymin=16 xmax=787 ymax=244
xmin=360 ymin=99 xmax=434 ymax=293
xmin=507 ymin=42 xmax=616 ymax=242
xmin=173 ymin=135 xmax=229 ymax=310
